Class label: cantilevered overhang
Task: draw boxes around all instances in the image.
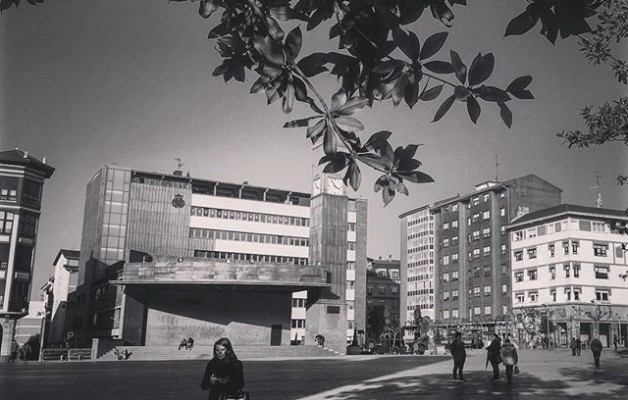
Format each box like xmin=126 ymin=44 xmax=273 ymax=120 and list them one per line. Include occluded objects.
xmin=111 ymin=256 xmax=330 ymax=294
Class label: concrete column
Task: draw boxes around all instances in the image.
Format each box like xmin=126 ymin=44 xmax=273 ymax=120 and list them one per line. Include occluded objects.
xmin=0 ymin=317 xmax=17 ymax=362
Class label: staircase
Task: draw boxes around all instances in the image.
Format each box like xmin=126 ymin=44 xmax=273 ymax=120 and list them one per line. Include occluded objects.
xmin=99 ymin=345 xmax=340 ymax=361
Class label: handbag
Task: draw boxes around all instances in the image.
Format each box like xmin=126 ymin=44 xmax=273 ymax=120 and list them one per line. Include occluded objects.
xmin=514 ymin=365 xmax=520 ymax=374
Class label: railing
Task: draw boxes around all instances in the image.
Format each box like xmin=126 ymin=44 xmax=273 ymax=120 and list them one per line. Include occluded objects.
xmin=41 ymin=348 xmax=92 ymax=361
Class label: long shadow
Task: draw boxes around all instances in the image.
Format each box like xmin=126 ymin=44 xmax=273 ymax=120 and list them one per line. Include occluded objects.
xmin=325 ymin=365 xmax=628 ymax=400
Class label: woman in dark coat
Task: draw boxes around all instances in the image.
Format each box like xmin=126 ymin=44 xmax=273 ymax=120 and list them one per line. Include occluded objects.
xmin=201 ymin=337 xmax=245 ymax=400
xmin=486 ymin=334 xmax=502 ymax=381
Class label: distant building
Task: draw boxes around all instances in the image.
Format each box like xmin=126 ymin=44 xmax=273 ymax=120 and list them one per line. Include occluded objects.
xmin=0 ymin=149 xmax=54 ymax=361
xmin=14 ymin=300 xmax=44 ymax=346
xmin=66 ymin=164 xmax=367 ymax=353
xmin=508 ymin=204 xmax=628 ymax=348
xmin=400 ymin=174 xmax=562 ymax=342
xmin=41 ymin=249 xmax=80 ymax=346
xmin=366 ymin=257 xmax=400 ymax=345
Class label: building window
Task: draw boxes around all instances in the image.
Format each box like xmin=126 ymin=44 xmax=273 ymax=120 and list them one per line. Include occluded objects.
xmin=563 ymin=242 xmax=569 ymax=255
xmin=548 ymin=244 xmax=555 ymax=257
xmin=443 ymin=272 xmax=450 ymax=282
xmin=484 ymin=285 xmax=491 ymax=296
xmin=571 ymin=241 xmax=579 ymax=255
xmin=483 ymin=265 xmax=491 ymax=277
xmin=565 ymin=288 xmax=571 ymax=301
xmin=484 ymin=306 xmax=492 ymax=315
xmin=550 ymin=289 xmax=556 ymax=302
xmin=482 ymin=246 xmax=491 ymax=256
xmin=482 ymin=227 xmax=491 ymax=238
xmin=573 ymin=264 xmax=580 ymax=278
xmin=500 ymin=207 xmax=506 ymax=217
xmin=527 ymin=248 xmax=537 ymax=259
xmin=0 ymin=211 xmax=15 ymax=235
xmin=514 ymin=251 xmax=523 ymax=261
xmin=443 ymin=238 xmax=450 ymax=248
xmin=472 ymin=213 xmax=480 ymax=223
xmin=452 ymin=236 xmax=459 ymax=245
xmin=443 ymin=310 xmax=450 ymax=319
xmin=472 ymin=197 xmax=480 ymax=206
xmin=514 ymin=231 xmax=524 ymax=241
xmin=502 ymin=284 xmax=507 ymax=295
xmin=452 ymin=271 xmax=459 ymax=281
xmin=482 ymin=211 xmax=490 ymax=220
xmin=452 ymin=290 xmax=459 ymax=300
xmin=443 ymin=255 xmax=450 ymax=265
xmin=527 ymin=228 xmax=537 ymax=238
xmin=443 ymin=222 xmax=449 ymax=230
xmin=564 ymin=264 xmax=570 ymax=278
xmin=515 ymin=272 xmax=524 ymax=282
xmin=452 ymin=309 xmax=459 ymax=318
xmin=452 ymin=253 xmax=459 ymax=263
xmin=452 ymin=220 xmax=458 ymax=228
xmin=593 ymin=243 xmax=608 ymax=257
xmin=473 ymin=267 xmax=481 ymax=278
xmin=595 ymin=266 xmax=609 ymax=279
xmin=516 ymin=293 xmax=525 ymax=303
xmin=596 ymin=289 xmax=610 ymax=302
xmin=502 ymin=263 xmax=507 ymax=274
xmin=482 ymin=193 xmax=490 ymax=203
xmin=501 ymin=244 xmax=507 ymax=255
xmin=579 ymin=220 xmax=591 ymax=231
xmin=592 ymin=221 xmax=605 ymax=232
xmin=528 ymin=269 xmax=538 ymax=280
xmin=501 ymin=225 xmax=506 ymax=235
xmin=529 ymin=292 xmax=538 ymax=302
xmin=474 ymin=307 xmax=481 ymax=315
xmin=474 ymin=287 xmax=481 ymax=297
xmin=472 ymin=230 xmax=480 ymax=241
xmin=573 ymin=288 xmax=581 ymax=301
xmin=473 ymin=248 xmax=481 ymax=259
xmin=549 ymin=265 xmax=556 ymax=280
xmin=443 ymin=291 xmax=450 ymax=301
xmin=452 ymin=204 xmax=459 ymax=212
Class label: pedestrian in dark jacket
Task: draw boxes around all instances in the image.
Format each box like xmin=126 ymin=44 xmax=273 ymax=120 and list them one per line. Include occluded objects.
xmin=486 ymin=334 xmax=502 ymax=381
xmin=450 ymin=332 xmax=467 ymax=381
xmin=575 ymin=338 xmax=582 ymax=356
xmin=500 ymin=338 xmax=519 ymax=385
xmin=590 ymin=337 xmax=603 ymax=368
xmin=570 ymin=337 xmax=577 ymax=356
xmin=201 ymin=337 xmax=245 ymax=400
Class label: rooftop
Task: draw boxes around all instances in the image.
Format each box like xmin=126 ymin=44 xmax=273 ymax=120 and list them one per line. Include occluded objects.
xmin=508 ymin=203 xmax=628 ymax=228
xmin=0 ymin=149 xmax=55 ymax=178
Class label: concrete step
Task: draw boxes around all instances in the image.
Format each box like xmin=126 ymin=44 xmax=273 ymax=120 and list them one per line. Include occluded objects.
xmin=99 ymin=345 xmax=340 ymax=361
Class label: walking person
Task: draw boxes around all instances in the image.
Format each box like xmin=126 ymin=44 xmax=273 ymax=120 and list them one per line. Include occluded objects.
xmin=575 ymin=337 xmax=582 ymax=356
xmin=613 ymin=334 xmax=618 ymax=351
xmin=500 ymin=337 xmax=519 ymax=385
xmin=486 ymin=334 xmax=502 ymax=381
xmin=450 ymin=332 xmax=467 ymax=381
xmin=201 ymin=337 xmax=245 ymax=400
xmin=590 ymin=337 xmax=603 ymax=368
xmin=570 ymin=337 xmax=577 ymax=356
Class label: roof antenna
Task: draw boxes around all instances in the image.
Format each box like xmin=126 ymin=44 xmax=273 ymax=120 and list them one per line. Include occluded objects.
xmin=590 ymin=171 xmax=603 ymax=208
xmin=495 ymin=154 xmax=501 ymax=181
xmin=174 ymin=158 xmax=184 ymax=176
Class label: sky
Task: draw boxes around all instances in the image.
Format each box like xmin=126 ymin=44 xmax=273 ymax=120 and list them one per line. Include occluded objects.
xmin=1 ymin=0 xmax=626 ymax=300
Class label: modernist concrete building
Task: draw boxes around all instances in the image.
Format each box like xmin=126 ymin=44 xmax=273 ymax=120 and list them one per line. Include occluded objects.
xmin=0 ymin=149 xmax=54 ymax=361
xmin=65 ymin=164 xmax=367 ymax=353
xmin=41 ymin=249 xmax=80 ymax=346
xmin=400 ymin=174 xmax=562 ymax=341
xmin=508 ymin=204 xmax=628 ymax=348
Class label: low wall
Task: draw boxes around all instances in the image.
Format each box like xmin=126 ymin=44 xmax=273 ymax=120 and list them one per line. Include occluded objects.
xmin=92 ymin=338 xmax=126 ymax=359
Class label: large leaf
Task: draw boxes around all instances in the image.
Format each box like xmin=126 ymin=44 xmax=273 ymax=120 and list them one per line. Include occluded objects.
xmin=332 ymin=96 xmax=369 ymax=116
xmin=505 ymin=10 xmax=539 ymax=37
xmin=477 ymin=86 xmax=511 ymax=102
xmin=419 ymin=84 xmax=443 ymax=101
xmin=364 ymin=131 xmax=392 ymax=152
xmin=423 ymin=61 xmax=455 ymax=74
xmin=506 ymin=75 xmax=532 ymax=92
xmin=283 ymin=116 xmax=322 ymax=128
xmin=468 ymin=53 xmax=494 ymax=86
xmin=297 ymin=53 xmax=329 ymax=77
xmin=397 ymin=171 xmax=434 ymax=183
xmin=498 ymin=102 xmax=512 ymax=128
xmin=334 ymin=116 xmax=364 ymax=131
xmin=285 ymin=27 xmax=303 ymax=59
xmin=466 ymin=96 xmax=481 ymax=123
xmin=357 ymin=153 xmax=389 ymax=171
xmin=393 ymin=28 xmax=420 ymax=62
xmin=420 ymin=32 xmax=448 ymax=60
xmin=344 ymin=162 xmax=362 ymax=191
xmin=450 ymin=51 xmax=467 ymax=84
xmin=433 ymin=94 xmax=456 ymax=122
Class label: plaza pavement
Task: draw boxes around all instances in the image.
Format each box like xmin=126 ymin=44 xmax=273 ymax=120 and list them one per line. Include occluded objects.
xmin=0 ymin=347 xmax=626 ymax=400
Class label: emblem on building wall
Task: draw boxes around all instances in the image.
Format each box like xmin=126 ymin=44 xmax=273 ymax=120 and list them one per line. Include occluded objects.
xmin=172 ymin=193 xmax=185 ymax=208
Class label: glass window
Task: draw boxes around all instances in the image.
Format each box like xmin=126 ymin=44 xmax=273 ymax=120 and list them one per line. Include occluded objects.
xmin=595 ymin=266 xmax=609 ymax=279
xmin=593 ymin=243 xmax=608 ymax=257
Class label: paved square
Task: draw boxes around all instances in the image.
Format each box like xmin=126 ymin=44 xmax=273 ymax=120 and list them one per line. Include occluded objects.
xmin=1 ymin=349 xmax=626 ymax=400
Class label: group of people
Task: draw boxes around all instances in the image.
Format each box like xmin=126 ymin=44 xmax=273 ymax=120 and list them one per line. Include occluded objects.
xmin=450 ymin=332 xmax=608 ymax=384
xmin=450 ymin=333 xmax=519 ymax=384
xmin=178 ymin=337 xmax=195 ymax=350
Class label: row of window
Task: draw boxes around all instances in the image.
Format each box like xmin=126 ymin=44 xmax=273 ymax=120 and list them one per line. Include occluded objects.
xmin=514 ymin=242 xmax=611 ymax=261
xmin=367 ymin=285 xmax=400 ymax=296
xmin=189 ymin=227 xmax=310 ymax=247
xmin=190 ymin=206 xmax=315 ymax=228
xmin=193 ymin=250 xmax=308 ymax=265
xmin=515 ymin=264 xmax=609 ymax=282
xmin=515 ymin=288 xmax=611 ymax=304
xmin=407 ymin=244 xmax=434 ymax=254
xmin=513 ymin=220 xmax=608 ymax=242
xmin=0 ymin=189 xmax=17 ymax=201
xmin=441 ymin=304 xmax=509 ymax=320
xmin=407 ymin=259 xmax=434 ymax=268
xmin=291 ymin=298 xmax=306 ymax=308
xmin=0 ymin=211 xmax=38 ymax=238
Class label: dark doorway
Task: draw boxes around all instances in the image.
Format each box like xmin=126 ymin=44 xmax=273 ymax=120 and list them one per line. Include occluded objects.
xmin=270 ymin=325 xmax=282 ymax=346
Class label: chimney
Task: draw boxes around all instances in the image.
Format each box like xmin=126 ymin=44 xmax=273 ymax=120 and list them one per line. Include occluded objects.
xmin=173 ymin=170 xmax=183 ymax=176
